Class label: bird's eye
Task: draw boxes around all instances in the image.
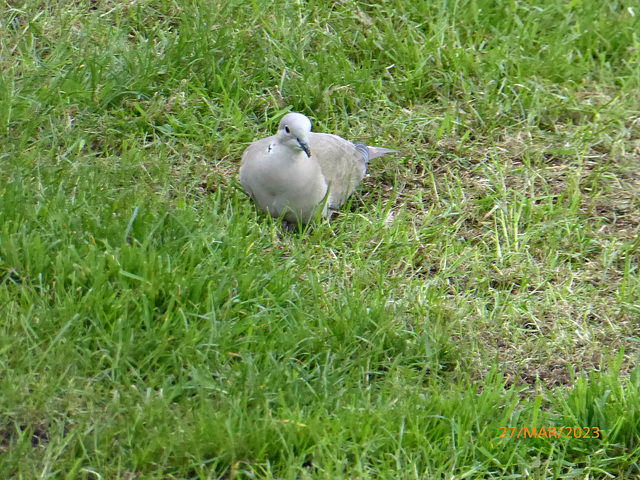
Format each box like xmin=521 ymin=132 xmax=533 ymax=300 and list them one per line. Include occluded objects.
xmin=285 ymin=125 xmax=291 ymax=134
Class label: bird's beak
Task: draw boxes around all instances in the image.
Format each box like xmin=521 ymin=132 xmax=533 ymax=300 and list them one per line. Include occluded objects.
xmin=297 ymin=139 xmax=311 ymax=157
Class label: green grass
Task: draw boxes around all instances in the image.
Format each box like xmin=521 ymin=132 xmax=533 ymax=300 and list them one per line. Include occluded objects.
xmin=2 ymin=0 xmax=640 ymax=477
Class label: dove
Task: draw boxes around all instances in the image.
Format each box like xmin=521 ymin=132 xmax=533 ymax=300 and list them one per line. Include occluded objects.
xmin=239 ymin=112 xmax=397 ymax=225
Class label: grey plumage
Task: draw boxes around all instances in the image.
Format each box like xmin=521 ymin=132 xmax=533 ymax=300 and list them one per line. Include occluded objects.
xmin=239 ymin=112 xmax=397 ymax=225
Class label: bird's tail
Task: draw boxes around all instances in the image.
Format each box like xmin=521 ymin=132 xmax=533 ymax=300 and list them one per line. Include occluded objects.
xmin=367 ymin=146 xmax=399 ymax=160
xmin=355 ymin=143 xmax=398 ymax=167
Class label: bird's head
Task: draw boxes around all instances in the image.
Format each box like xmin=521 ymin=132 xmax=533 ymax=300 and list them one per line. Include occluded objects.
xmin=278 ymin=112 xmax=312 ymax=157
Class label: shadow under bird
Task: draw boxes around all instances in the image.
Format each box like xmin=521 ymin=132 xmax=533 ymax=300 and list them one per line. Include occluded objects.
xmin=239 ymin=112 xmax=397 ymax=225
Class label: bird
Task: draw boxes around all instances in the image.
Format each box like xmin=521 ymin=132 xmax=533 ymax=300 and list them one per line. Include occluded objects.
xmin=239 ymin=112 xmax=397 ymax=226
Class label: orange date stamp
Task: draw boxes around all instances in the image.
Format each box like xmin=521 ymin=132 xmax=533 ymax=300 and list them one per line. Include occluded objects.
xmin=499 ymin=426 xmax=600 ymax=439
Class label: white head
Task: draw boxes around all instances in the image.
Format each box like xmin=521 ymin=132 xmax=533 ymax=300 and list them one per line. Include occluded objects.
xmin=277 ymin=113 xmax=312 ymax=157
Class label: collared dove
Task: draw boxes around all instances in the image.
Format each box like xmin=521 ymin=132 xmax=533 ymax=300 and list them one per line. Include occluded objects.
xmin=239 ymin=112 xmax=397 ymax=225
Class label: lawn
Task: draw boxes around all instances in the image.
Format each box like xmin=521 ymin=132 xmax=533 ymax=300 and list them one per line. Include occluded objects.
xmin=1 ymin=0 xmax=640 ymax=478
